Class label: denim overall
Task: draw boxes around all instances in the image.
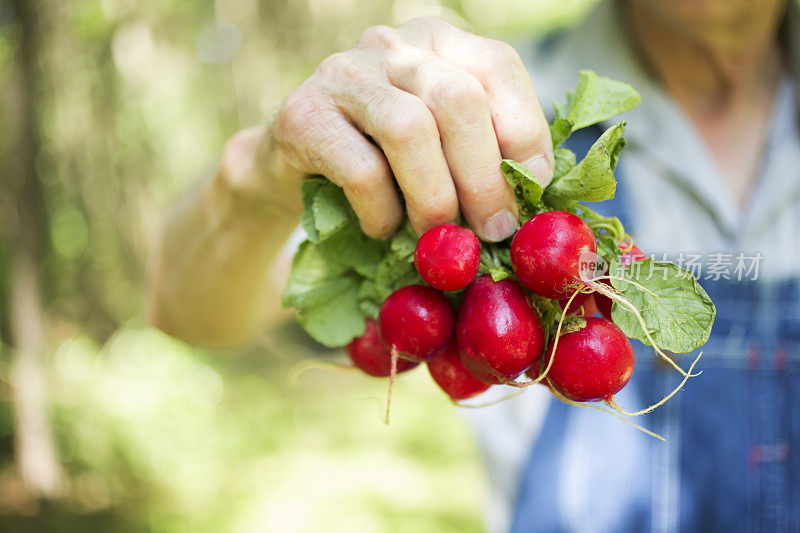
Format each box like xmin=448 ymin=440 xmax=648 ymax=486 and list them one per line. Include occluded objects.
xmin=509 ymin=129 xmax=800 ymax=533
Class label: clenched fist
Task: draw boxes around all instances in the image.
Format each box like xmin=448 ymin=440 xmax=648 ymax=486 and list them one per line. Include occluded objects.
xmin=269 ymin=17 xmax=554 ymax=241
xmin=150 ymin=17 xmax=554 ymax=345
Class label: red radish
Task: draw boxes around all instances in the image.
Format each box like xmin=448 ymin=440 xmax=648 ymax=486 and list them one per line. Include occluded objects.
xmin=510 ymin=211 xmax=597 ymax=299
xmin=379 ymin=285 xmax=456 ymax=363
xmin=346 ymin=320 xmax=418 ymax=377
xmin=596 ymin=243 xmax=647 ymax=319
xmin=414 ymin=224 xmax=480 ymax=291
xmin=558 ymin=291 xmax=598 ymax=317
xmin=526 ymin=356 xmax=542 ymax=379
xmin=457 ymin=275 xmax=545 ymax=384
xmin=618 ymin=243 xmax=647 ymax=267
xmin=427 ymin=345 xmax=491 ymax=400
xmin=545 ymin=316 xmax=634 ymax=402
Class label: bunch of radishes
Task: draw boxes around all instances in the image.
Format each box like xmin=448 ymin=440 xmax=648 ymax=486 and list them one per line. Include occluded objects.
xmin=346 ymin=212 xmax=647 ymax=408
xmin=286 ymin=71 xmax=715 ymax=435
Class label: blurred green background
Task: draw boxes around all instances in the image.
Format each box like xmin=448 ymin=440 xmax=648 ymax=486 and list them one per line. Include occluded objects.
xmin=0 ymin=0 xmax=596 ymax=531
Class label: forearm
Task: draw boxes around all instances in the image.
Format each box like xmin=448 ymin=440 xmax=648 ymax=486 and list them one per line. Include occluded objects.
xmin=147 ymin=127 xmax=302 ymax=346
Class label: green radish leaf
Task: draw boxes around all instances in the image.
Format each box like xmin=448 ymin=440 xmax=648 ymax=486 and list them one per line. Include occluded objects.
xmin=543 ymin=122 xmax=625 ymax=205
xmin=550 ymin=118 xmax=574 ymax=148
xmin=282 ymin=241 xmax=350 ymax=309
xmin=371 ymin=221 xmax=421 ymax=298
xmin=486 ymin=268 xmax=512 ymax=282
xmin=596 ymin=237 xmax=620 ymax=264
xmin=495 ymin=246 xmax=512 ymax=269
xmin=551 ymin=69 xmax=641 ymax=146
xmin=296 ymin=275 xmax=364 ymax=347
xmin=501 ymin=159 xmax=544 ymax=217
xmin=530 ymin=295 xmax=561 ymax=348
xmin=300 ymin=178 xmax=326 ymax=242
xmin=374 ymin=249 xmax=424 ymax=301
xmin=609 ymin=259 xmax=716 ymax=353
xmin=480 ymin=242 xmax=514 ymax=282
xmin=286 ymin=200 xmax=422 ymax=347
xmin=282 ymin=241 xmax=367 ymax=347
xmin=389 ymin=221 xmax=418 ymax=260
xmin=357 ymin=278 xmax=381 ymax=320
xmin=311 ymin=180 xmax=355 ymax=241
xmin=318 ymin=223 xmax=386 ymax=279
xmin=553 ymin=147 xmax=576 ymax=180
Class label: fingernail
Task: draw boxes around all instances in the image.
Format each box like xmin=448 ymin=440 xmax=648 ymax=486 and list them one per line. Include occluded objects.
xmin=524 ymin=155 xmax=554 ymax=188
xmin=482 ymin=209 xmax=518 ymax=242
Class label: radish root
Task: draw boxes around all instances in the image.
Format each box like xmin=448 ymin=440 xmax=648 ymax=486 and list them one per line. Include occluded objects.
xmin=384 ymin=348 xmax=398 ymax=425
xmin=288 ymin=358 xmax=357 ymax=385
xmin=618 ymin=236 xmax=636 ymax=254
xmin=452 ymin=388 xmax=527 ymax=408
xmin=548 ymin=380 xmax=666 ymax=441
xmin=605 ymin=351 xmax=702 ymax=416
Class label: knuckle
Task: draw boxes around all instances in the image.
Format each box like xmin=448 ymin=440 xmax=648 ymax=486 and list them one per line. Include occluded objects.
xmin=402 ymin=16 xmax=449 ymax=32
xmin=380 ymin=99 xmax=437 ymax=146
xmin=219 ymin=127 xmax=262 ymax=182
xmin=470 ymin=177 xmax=509 ymax=203
xmin=486 ymin=39 xmax=522 ymax=68
xmin=315 ymin=51 xmax=357 ymax=78
xmin=357 ymin=25 xmax=401 ymax=51
xmin=497 ymin=113 xmax=549 ymax=157
xmin=275 ymin=89 xmax=317 ymax=141
xmin=346 ymin=174 xmax=373 ymax=198
xmin=496 ymin=123 xmax=533 ymax=154
xmin=345 ymin=158 xmax=389 ymax=196
xmin=223 ymin=127 xmax=261 ymax=157
xmin=414 ymin=196 xmax=459 ymax=229
xmin=429 ymin=71 xmax=487 ymax=111
xmin=363 ymin=208 xmax=402 ymax=239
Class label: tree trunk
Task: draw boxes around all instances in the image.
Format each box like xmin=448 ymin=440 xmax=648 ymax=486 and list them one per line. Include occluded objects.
xmin=6 ymin=0 xmax=62 ymax=499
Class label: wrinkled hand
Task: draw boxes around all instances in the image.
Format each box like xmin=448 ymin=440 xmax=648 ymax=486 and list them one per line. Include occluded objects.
xmin=272 ymin=17 xmax=553 ymax=241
